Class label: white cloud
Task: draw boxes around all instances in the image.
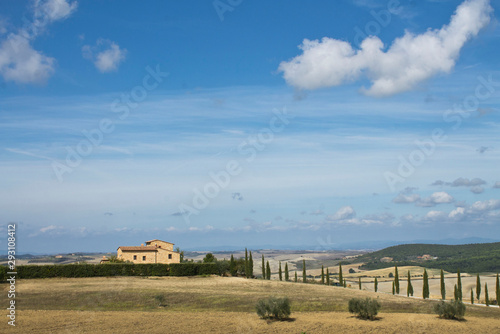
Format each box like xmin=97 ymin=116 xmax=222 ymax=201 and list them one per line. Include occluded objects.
xmin=393 ymin=192 xmax=421 ymax=203
xmin=83 ymin=39 xmax=127 ymax=73
xmin=0 ymin=34 xmax=55 ymax=83
xmin=393 ymin=188 xmax=453 ymax=207
xmin=418 ymin=191 xmax=454 ymax=207
xmin=40 ymin=224 xmax=58 ymax=233
xmin=0 ymin=0 xmax=77 ymax=84
xmin=34 ymin=0 xmax=78 ymax=23
xmin=328 ymin=206 xmax=356 ymax=221
xmin=278 ymin=0 xmax=492 ymax=97
xmin=493 ymin=181 xmax=500 ymax=188
xmin=424 ymin=210 xmax=447 ymax=222
xmin=448 ymin=207 xmax=465 ymax=220
xmin=470 ymin=199 xmax=500 ymax=212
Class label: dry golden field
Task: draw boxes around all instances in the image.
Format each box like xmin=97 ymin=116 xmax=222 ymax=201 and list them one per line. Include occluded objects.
xmin=2 ymin=276 xmax=499 ymax=333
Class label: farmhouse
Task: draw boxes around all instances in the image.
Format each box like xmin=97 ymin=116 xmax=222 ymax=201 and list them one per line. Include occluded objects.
xmin=117 ymin=239 xmax=180 ymax=264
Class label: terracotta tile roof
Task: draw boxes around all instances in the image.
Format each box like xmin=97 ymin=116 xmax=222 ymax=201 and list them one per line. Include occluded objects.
xmin=117 ymin=246 xmax=158 ymax=251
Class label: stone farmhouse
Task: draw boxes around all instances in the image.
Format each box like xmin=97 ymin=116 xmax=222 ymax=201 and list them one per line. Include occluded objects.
xmin=117 ymin=239 xmax=180 ymax=264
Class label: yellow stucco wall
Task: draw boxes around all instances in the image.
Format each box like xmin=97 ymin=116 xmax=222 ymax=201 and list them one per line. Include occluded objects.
xmin=117 ymin=247 xmax=180 ymax=264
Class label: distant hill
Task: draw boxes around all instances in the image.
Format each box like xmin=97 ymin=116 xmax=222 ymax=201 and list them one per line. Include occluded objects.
xmin=355 ymin=242 xmax=500 ymax=273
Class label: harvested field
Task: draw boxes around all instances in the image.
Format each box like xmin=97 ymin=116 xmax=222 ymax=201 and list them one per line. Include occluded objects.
xmin=2 ymin=276 xmax=499 ymax=333
xmin=9 ymin=310 xmax=500 ymax=334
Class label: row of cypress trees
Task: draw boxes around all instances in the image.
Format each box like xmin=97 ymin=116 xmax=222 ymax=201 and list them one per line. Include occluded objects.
xmin=235 ymin=251 xmax=500 ymax=305
xmin=391 ymin=266 xmax=500 ymax=305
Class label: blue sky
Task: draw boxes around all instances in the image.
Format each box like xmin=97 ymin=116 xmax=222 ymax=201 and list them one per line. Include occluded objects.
xmin=1 ymin=0 xmax=500 ymax=253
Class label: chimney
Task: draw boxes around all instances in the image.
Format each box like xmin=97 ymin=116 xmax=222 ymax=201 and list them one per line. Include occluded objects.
xmin=141 ymin=243 xmax=144 ymax=246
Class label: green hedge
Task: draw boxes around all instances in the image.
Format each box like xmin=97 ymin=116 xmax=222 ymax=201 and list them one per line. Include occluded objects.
xmin=12 ymin=262 xmax=221 ymax=279
xmin=0 ymin=265 xmax=6 ymax=281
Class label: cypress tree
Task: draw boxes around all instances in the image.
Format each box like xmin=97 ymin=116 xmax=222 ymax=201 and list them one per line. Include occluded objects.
xmin=229 ymin=254 xmax=237 ymax=276
xmin=471 ymin=288 xmax=474 ymax=305
xmin=359 ymin=277 xmax=362 ymax=290
xmin=423 ymin=269 xmax=429 ymax=299
xmin=484 ymin=283 xmax=490 ymax=306
xmin=261 ymin=254 xmax=265 ymax=279
xmin=278 ymin=261 xmax=282 ymax=281
xmin=457 ymin=269 xmax=462 ymax=301
xmin=454 ymin=284 xmax=458 ymax=301
xmin=338 ymin=264 xmax=343 ymax=287
xmin=392 ymin=281 xmax=395 ymax=295
xmin=266 ymin=261 xmax=271 ymax=280
xmin=249 ymin=251 xmax=253 ymax=277
xmin=244 ymin=248 xmax=249 ymax=278
xmin=496 ymin=273 xmax=499 ymax=306
xmin=485 ymin=283 xmax=489 ymax=306
xmin=321 ymin=265 xmax=325 ymax=284
xmin=302 ymin=259 xmax=307 ymax=283
xmin=295 ymin=271 xmax=298 ymax=283
xmin=343 ymin=279 xmax=346 ymax=288
xmin=476 ymin=274 xmax=481 ymax=301
xmin=394 ymin=266 xmax=400 ymax=294
xmin=326 ymin=268 xmax=330 ymax=286
xmin=440 ymin=269 xmax=446 ymax=300
xmin=374 ymin=277 xmax=378 ymax=292
xmin=407 ymin=270 xmax=413 ymax=297
xmin=285 ymin=263 xmax=289 ymax=281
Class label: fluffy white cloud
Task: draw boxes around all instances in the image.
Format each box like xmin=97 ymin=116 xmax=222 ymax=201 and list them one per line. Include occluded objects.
xmin=418 ymin=191 xmax=454 ymax=207
xmin=34 ymin=0 xmax=78 ymax=23
xmin=328 ymin=206 xmax=356 ymax=221
xmin=83 ymin=39 xmax=127 ymax=73
xmin=0 ymin=0 xmax=77 ymax=84
xmin=448 ymin=207 xmax=465 ymax=220
xmin=470 ymin=199 xmax=500 ymax=212
xmin=278 ymin=0 xmax=492 ymax=97
xmin=0 ymin=34 xmax=55 ymax=83
xmin=393 ymin=188 xmax=453 ymax=207
xmin=424 ymin=210 xmax=447 ymax=222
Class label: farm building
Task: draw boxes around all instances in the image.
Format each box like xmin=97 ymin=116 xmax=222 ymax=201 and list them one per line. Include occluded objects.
xmin=117 ymin=239 xmax=180 ymax=264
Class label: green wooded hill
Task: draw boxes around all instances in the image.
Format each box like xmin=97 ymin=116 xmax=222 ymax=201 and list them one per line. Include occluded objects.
xmin=357 ymin=242 xmax=500 ymax=273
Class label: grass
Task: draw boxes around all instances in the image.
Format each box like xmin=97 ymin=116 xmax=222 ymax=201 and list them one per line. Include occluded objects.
xmin=3 ymin=275 xmax=498 ymax=319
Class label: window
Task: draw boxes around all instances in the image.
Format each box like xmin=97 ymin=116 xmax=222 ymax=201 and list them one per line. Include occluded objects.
xmin=168 ymin=254 xmax=172 ymax=259
xmin=142 ymin=256 xmax=146 ymax=261
xmin=133 ymin=255 xmax=137 ymax=260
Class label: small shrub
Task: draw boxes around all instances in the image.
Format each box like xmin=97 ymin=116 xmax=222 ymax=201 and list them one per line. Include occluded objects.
xmin=256 ymin=297 xmax=291 ymax=320
xmin=348 ymin=298 xmax=381 ymax=320
xmin=154 ymin=294 xmax=166 ymax=306
xmin=434 ymin=300 xmax=466 ymax=320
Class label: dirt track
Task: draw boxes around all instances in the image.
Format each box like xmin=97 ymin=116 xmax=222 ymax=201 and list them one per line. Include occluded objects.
xmin=8 ymin=310 xmax=500 ymax=334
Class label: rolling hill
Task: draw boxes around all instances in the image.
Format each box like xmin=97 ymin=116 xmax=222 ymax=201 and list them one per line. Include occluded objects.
xmin=356 ymin=242 xmax=500 ymax=273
